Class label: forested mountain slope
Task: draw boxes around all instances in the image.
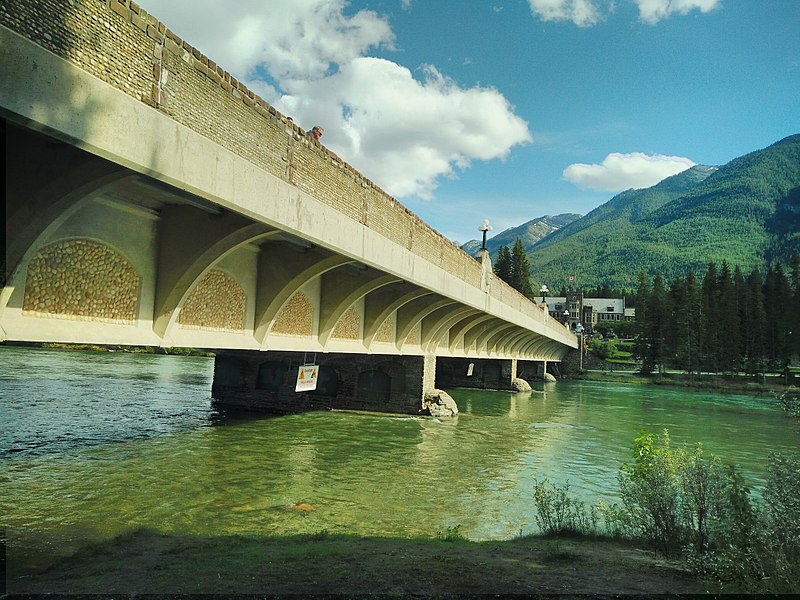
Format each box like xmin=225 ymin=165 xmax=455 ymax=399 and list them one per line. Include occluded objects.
xmin=527 ymin=134 xmax=800 ymax=290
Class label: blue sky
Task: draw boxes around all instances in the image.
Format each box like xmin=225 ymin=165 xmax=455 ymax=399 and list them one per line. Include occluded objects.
xmin=135 ymin=0 xmax=799 ymax=244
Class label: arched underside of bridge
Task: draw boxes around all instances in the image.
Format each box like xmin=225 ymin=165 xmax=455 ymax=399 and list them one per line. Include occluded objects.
xmin=1 ymin=11 xmax=577 ymax=415
xmin=1 ymin=122 xmax=570 ymax=363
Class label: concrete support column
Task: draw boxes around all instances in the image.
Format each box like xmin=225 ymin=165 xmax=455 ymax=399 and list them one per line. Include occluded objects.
xmin=421 ymin=352 xmax=458 ymax=417
xmin=422 ymin=353 xmax=437 ymax=395
xmin=507 ymin=358 xmax=532 ymax=392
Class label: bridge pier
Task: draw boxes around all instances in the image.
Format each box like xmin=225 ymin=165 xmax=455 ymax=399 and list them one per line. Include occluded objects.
xmin=211 ymin=350 xmax=440 ymax=415
xmin=435 ymin=357 xmax=519 ymax=391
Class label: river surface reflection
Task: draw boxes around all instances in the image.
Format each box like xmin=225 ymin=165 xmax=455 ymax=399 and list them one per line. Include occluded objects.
xmin=1 ymin=346 xmax=795 ymax=570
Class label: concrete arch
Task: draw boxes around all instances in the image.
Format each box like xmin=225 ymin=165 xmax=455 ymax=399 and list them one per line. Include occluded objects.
xmin=4 ymin=125 xmax=131 ymax=287
xmin=1 ymin=169 xmax=133 ymax=322
xmin=481 ymin=323 xmax=518 ymax=356
xmin=318 ymin=270 xmax=401 ymax=348
xmin=154 ymin=220 xmax=278 ymax=338
xmin=463 ymin=317 xmax=504 ymax=355
xmin=497 ymin=329 xmax=534 ymax=356
xmin=422 ymin=306 xmax=479 ymax=353
xmin=447 ymin=313 xmax=496 ymax=354
xmin=363 ymin=285 xmax=433 ymax=349
xmin=522 ymin=336 xmax=558 ymax=358
xmin=255 ymin=246 xmax=353 ymax=343
xmin=395 ymin=296 xmax=456 ymax=351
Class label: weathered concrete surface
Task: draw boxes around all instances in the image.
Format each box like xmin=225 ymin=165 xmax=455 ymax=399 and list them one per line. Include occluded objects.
xmin=1 ymin=6 xmax=576 ymax=362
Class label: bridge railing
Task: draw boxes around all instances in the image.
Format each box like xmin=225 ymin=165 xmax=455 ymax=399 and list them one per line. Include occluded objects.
xmin=2 ymin=0 xmax=558 ymax=332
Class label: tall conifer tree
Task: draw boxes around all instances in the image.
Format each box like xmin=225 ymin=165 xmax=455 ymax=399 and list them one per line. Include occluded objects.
xmin=682 ymin=272 xmax=703 ymax=376
xmin=510 ymin=238 xmax=534 ymax=299
xmin=741 ymin=267 xmax=767 ymax=376
xmin=700 ymin=262 xmax=720 ymax=373
xmin=764 ymin=263 xmax=792 ymax=372
xmin=494 ymin=246 xmax=512 ymax=284
xmin=717 ymin=262 xmax=741 ymax=374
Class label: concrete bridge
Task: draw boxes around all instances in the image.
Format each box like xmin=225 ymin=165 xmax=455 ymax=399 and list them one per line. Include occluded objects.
xmin=1 ymin=0 xmax=575 ymax=414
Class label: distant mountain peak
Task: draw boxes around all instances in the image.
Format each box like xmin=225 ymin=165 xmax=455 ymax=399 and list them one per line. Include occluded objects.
xmin=461 ymin=213 xmax=582 ymax=257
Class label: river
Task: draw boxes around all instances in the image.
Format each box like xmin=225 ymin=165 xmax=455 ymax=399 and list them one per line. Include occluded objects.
xmin=1 ymin=346 xmax=796 ymax=571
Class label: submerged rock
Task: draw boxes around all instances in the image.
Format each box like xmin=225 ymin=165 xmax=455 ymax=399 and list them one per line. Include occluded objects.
xmin=511 ymin=377 xmax=532 ymax=392
xmin=422 ymin=389 xmax=459 ymax=417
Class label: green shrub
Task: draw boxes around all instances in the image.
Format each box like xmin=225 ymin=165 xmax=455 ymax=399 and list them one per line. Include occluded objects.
xmin=618 ymin=430 xmax=685 ymax=554
xmin=778 ymin=390 xmax=800 ymax=418
xmin=532 ymin=479 xmax=598 ymax=536
xmin=761 ymin=452 xmax=800 ymax=590
xmin=528 ymin=433 xmax=800 ymax=592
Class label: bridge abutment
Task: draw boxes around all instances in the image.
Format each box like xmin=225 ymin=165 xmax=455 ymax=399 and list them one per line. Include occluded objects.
xmin=211 ymin=350 xmax=436 ymax=415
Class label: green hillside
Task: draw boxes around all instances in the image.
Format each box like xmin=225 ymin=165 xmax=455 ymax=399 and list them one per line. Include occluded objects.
xmin=527 ymin=134 xmax=800 ymax=290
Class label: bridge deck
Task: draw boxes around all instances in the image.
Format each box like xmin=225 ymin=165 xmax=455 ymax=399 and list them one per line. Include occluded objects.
xmin=1 ymin=1 xmax=575 ymax=361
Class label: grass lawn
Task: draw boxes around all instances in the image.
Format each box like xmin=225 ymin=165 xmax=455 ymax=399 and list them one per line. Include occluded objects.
xmin=6 ymin=529 xmax=713 ymax=597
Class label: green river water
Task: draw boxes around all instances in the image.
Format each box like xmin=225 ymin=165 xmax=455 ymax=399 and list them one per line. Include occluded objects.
xmin=1 ymin=346 xmax=796 ymax=571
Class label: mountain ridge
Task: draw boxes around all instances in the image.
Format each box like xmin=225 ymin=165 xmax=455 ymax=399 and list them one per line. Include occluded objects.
xmin=467 ymin=134 xmax=800 ymax=291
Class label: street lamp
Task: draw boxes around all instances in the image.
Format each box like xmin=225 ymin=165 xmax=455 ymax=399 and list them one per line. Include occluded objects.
xmin=478 ymin=219 xmax=492 ymax=251
xmin=575 ymin=323 xmax=585 ymax=372
xmin=540 ymin=284 xmax=549 ymax=305
xmin=563 ymin=309 xmax=570 ymax=325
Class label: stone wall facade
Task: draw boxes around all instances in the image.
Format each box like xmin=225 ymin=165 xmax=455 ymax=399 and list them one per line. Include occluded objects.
xmin=271 ymin=291 xmax=314 ymax=337
xmin=178 ymin=269 xmax=245 ymax=331
xmin=212 ymin=350 xmax=425 ymax=415
xmin=0 ymin=0 xmax=534 ymax=318
xmin=23 ymin=239 xmax=139 ymax=323
xmin=331 ymin=305 xmax=361 ymax=340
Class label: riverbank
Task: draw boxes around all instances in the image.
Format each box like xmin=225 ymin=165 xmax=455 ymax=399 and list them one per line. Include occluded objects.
xmin=3 ymin=340 xmax=215 ymax=357
xmin=7 ymin=529 xmax=713 ymax=597
xmin=579 ymin=368 xmax=798 ymax=398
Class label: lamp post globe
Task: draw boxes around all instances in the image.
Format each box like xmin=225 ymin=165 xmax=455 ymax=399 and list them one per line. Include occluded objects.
xmin=540 ymin=284 xmax=548 ymax=305
xmin=478 ymin=219 xmax=492 ymax=251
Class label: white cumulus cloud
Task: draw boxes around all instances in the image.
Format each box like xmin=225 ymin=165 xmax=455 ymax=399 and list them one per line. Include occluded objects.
xmin=527 ymin=0 xmax=602 ymax=27
xmin=280 ymin=61 xmax=531 ymax=199
xmin=634 ymin=0 xmax=721 ymax=25
xmin=562 ymin=152 xmax=696 ymax=192
xmin=135 ymin=0 xmax=530 ymax=201
xmin=527 ymin=0 xmax=721 ymax=26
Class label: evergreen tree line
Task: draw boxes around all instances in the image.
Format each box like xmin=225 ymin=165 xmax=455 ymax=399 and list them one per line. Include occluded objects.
xmin=495 ymin=238 xmax=630 ymax=301
xmin=633 ymin=256 xmax=800 ymax=377
xmin=494 ymin=239 xmax=534 ymax=298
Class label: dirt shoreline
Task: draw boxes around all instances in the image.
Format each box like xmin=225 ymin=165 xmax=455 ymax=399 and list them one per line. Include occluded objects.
xmin=6 ymin=529 xmax=722 ymax=598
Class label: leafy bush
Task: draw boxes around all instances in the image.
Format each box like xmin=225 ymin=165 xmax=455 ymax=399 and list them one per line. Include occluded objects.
xmin=528 ymin=432 xmax=800 ymax=592
xmin=532 ymin=479 xmax=597 ymax=536
xmin=616 ymin=431 xmax=686 ymax=554
xmin=760 ymin=452 xmax=800 ymax=590
xmin=779 ymin=390 xmax=800 ymax=418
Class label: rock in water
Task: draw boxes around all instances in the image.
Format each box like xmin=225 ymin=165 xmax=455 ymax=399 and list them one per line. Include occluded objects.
xmin=511 ymin=377 xmax=532 ymax=392
xmin=543 ymin=373 xmax=557 ymax=382
xmin=422 ymin=389 xmax=459 ymax=417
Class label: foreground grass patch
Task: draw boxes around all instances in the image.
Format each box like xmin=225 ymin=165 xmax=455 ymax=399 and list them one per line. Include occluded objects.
xmin=8 ymin=528 xmax=707 ymax=597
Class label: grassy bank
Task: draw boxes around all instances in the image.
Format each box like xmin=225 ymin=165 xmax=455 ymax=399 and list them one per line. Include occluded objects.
xmin=580 ymin=368 xmax=798 ymax=397
xmin=6 ymin=528 xmax=708 ymax=597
